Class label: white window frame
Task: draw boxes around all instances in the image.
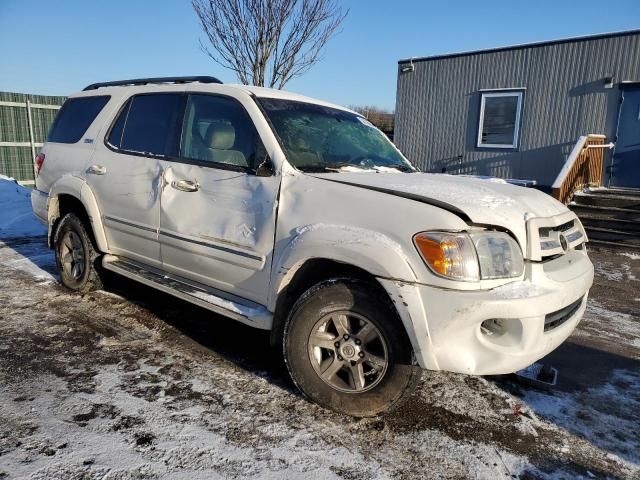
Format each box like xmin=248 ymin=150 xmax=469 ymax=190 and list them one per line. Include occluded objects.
xmin=477 ymin=91 xmax=524 ymax=149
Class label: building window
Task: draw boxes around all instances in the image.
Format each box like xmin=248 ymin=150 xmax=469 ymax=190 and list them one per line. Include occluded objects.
xmin=477 ymin=91 xmax=523 ymax=149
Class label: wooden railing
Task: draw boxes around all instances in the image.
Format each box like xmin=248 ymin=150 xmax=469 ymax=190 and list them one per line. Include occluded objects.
xmin=551 ymin=135 xmax=614 ymax=204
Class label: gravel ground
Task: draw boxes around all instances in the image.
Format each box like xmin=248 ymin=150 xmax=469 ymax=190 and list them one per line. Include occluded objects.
xmin=0 ymin=237 xmax=638 ymax=480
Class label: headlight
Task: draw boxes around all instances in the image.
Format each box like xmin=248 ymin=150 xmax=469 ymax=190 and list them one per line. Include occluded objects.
xmin=469 ymin=231 xmax=524 ymax=279
xmin=413 ymin=231 xmax=523 ymax=282
xmin=413 ymin=232 xmax=480 ymax=281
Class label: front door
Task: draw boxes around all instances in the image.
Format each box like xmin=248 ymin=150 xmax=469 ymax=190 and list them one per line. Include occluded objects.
xmin=158 ymin=93 xmax=279 ymax=305
xmin=611 ymin=86 xmax=640 ymax=188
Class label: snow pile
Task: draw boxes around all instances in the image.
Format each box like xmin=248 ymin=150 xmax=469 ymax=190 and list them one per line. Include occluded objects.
xmin=0 ymin=175 xmax=46 ymax=239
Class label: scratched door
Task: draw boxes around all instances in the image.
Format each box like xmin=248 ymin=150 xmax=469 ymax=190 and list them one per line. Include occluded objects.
xmin=158 ymin=93 xmax=279 ymax=305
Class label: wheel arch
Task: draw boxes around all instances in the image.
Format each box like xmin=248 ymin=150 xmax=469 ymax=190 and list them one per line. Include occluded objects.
xmin=270 ymin=258 xmax=391 ymax=346
xmin=47 ymin=176 xmax=108 ymax=252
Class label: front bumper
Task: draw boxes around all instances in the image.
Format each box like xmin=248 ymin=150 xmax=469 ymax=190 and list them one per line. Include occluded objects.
xmin=379 ymin=249 xmax=594 ymax=375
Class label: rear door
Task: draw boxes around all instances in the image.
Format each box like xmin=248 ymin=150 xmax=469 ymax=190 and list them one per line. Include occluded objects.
xmin=87 ymin=92 xmax=184 ymax=267
xmin=611 ymin=86 xmax=640 ymax=188
xmin=158 ymin=93 xmax=280 ymax=304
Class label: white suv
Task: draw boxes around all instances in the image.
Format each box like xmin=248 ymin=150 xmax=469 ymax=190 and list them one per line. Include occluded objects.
xmin=32 ymin=76 xmax=594 ymax=416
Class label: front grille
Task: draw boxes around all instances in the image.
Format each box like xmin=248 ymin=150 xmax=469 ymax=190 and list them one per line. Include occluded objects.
xmin=544 ymin=297 xmax=584 ymax=332
xmin=528 ymin=213 xmax=587 ymax=261
xmin=539 ymin=220 xmax=574 ymax=238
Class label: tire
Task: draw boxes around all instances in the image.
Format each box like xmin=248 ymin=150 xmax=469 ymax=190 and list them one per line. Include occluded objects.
xmin=283 ymin=279 xmax=421 ymax=416
xmin=54 ymin=213 xmax=104 ymax=293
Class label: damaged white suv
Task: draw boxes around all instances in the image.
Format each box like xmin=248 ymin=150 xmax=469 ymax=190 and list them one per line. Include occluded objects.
xmin=32 ymin=76 xmax=594 ymax=416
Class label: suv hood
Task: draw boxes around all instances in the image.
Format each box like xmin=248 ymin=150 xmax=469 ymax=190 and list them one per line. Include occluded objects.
xmin=310 ymin=172 xmax=569 ymax=250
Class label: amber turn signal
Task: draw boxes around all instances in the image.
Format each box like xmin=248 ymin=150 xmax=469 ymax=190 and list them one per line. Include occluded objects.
xmin=413 ymin=232 xmax=480 ymax=281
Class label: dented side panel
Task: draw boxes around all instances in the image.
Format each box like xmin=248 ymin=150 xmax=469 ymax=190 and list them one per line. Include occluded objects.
xmin=158 ymin=163 xmax=280 ymax=303
xmin=157 ymin=89 xmax=288 ymax=305
xmin=268 ymin=167 xmax=470 ymax=310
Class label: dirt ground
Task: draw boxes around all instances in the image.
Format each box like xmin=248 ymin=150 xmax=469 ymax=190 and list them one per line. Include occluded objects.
xmin=0 ymin=237 xmax=639 ymax=479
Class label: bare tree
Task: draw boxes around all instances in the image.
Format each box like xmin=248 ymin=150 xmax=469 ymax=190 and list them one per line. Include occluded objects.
xmin=192 ymin=0 xmax=348 ymax=89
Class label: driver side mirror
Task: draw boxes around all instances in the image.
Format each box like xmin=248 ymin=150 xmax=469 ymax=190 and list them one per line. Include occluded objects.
xmin=255 ymin=158 xmax=274 ymax=177
xmin=254 ymin=140 xmax=274 ymax=177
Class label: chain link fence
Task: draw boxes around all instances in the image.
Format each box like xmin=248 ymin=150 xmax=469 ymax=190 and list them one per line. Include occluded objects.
xmin=0 ymin=91 xmax=66 ymax=183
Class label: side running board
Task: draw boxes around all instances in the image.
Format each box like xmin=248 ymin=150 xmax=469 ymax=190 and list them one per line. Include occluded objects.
xmin=102 ymin=255 xmax=272 ymax=330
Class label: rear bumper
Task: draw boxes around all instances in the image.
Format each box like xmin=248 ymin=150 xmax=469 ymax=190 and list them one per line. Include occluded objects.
xmin=31 ymin=188 xmax=48 ymax=226
xmin=379 ymin=249 xmax=594 ymax=375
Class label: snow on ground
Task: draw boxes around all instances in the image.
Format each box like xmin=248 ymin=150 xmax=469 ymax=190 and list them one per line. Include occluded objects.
xmin=579 ymin=299 xmax=640 ymax=349
xmin=0 ymin=179 xmax=639 ymax=478
xmin=0 ymin=176 xmax=46 ymax=240
xmin=523 ymin=368 xmax=640 ymax=466
xmin=618 ymin=251 xmax=640 ymax=261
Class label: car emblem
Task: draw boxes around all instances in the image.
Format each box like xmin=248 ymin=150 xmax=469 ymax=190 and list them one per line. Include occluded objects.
xmin=559 ymin=233 xmax=569 ymax=252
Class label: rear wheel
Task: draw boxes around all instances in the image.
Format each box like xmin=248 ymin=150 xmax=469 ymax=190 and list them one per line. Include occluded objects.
xmin=283 ymin=279 xmax=421 ymax=416
xmin=54 ymin=213 xmax=104 ymax=293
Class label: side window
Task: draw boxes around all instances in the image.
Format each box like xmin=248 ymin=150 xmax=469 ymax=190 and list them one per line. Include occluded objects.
xmin=107 ymin=93 xmax=183 ymax=157
xmin=48 ymin=95 xmax=110 ymax=144
xmin=180 ymin=94 xmax=260 ymax=169
xmin=106 ymin=100 xmax=129 ymax=148
xmin=477 ymin=91 xmax=524 ymax=149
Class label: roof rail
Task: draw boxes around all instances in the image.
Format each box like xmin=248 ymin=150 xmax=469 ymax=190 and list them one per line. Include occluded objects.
xmin=82 ymin=76 xmax=223 ymax=91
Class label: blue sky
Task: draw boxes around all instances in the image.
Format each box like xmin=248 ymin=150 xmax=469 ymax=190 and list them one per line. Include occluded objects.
xmin=1 ymin=0 xmax=639 ymax=110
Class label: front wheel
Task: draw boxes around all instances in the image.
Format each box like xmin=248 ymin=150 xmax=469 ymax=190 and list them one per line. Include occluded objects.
xmin=54 ymin=213 xmax=104 ymax=293
xmin=283 ymin=279 xmax=421 ymax=416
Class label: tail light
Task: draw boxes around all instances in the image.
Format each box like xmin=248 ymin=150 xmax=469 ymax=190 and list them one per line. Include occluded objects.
xmin=34 ymin=153 xmax=46 ymax=175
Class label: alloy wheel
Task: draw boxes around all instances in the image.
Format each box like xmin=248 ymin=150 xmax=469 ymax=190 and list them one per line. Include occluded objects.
xmin=307 ymin=311 xmax=389 ymax=393
xmin=59 ymin=231 xmax=85 ymax=280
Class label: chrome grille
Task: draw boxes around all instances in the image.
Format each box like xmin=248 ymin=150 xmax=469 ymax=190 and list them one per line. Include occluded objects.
xmin=526 ymin=212 xmax=587 ymax=261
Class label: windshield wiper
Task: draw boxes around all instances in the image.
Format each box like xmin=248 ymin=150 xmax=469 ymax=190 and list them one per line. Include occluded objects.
xmin=296 ymin=163 xmax=415 ymax=173
xmin=296 ymin=163 xmax=368 ymax=173
xmin=373 ymin=164 xmax=416 ymax=173
xmin=296 ymin=165 xmax=343 ymax=172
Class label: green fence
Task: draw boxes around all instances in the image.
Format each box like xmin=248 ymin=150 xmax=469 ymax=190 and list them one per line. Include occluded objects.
xmin=0 ymin=91 xmax=66 ymax=183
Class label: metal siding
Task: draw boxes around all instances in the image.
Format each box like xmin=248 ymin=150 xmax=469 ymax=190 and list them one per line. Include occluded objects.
xmin=0 ymin=91 xmax=66 ymax=181
xmin=395 ymin=32 xmax=640 ymax=187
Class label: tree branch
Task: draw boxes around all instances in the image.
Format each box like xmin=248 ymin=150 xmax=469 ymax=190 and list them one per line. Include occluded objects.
xmin=192 ymin=0 xmax=347 ymax=89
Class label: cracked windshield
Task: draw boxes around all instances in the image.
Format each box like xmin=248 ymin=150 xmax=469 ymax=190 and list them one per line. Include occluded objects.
xmin=260 ymin=98 xmax=415 ymax=172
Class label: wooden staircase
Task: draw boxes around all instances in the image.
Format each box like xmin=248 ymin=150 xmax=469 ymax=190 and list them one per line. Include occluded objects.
xmin=551 ymin=134 xmax=639 ymax=250
xmin=569 ymin=189 xmax=640 ymax=250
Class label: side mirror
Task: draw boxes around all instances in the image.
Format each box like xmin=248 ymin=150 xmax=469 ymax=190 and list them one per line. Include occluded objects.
xmin=255 ymin=158 xmax=274 ymax=177
xmin=254 ymin=140 xmax=273 ymax=177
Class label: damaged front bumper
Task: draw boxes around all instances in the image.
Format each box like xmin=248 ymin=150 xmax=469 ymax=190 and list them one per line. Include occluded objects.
xmin=379 ymin=249 xmax=594 ymax=375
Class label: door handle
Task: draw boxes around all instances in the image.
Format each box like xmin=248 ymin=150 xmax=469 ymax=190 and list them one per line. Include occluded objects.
xmin=171 ymin=179 xmax=199 ymax=192
xmin=87 ymin=165 xmax=107 ymax=175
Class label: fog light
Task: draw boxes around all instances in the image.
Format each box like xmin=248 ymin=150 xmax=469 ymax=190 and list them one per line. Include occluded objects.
xmin=480 ymin=319 xmax=505 ymax=336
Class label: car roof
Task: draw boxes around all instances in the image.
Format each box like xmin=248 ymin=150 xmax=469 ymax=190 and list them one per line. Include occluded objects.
xmin=69 ymin=81 xmax=357 ymax=115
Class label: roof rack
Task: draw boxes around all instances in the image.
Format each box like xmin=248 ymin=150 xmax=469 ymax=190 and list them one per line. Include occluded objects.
xmin=82 ymin=76 xmax=223 ymax=91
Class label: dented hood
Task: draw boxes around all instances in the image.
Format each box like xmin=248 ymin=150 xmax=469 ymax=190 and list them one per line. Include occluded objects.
xmin=310 ymin=172 xmax=569 ymax=249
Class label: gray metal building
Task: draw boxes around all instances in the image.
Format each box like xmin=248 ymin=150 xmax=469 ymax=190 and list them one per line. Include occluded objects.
xmin=394 ymin=30 xmax=640 ymax=189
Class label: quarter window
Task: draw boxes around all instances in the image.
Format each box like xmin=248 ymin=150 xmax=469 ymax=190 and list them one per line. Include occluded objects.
xmin=107 ymin=93 xmax=183 ymax=157
xmin=180 ymin=94 xmax=259 ymax=169
xmin=477 ymin=91 xmax=523 ymax=149
xmin=48 ymin=95 xmax=110 ymax=144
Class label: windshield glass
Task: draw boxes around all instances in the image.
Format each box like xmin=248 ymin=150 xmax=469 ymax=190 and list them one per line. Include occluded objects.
xmin=259 ymin=98 xmax=415 ymax=172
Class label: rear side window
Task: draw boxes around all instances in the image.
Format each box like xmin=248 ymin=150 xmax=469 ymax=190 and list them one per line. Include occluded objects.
xmin=48 ymin=96 xmax=110 ymax=144
xmin=107 ymin=93 xmax=183 ymax=157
